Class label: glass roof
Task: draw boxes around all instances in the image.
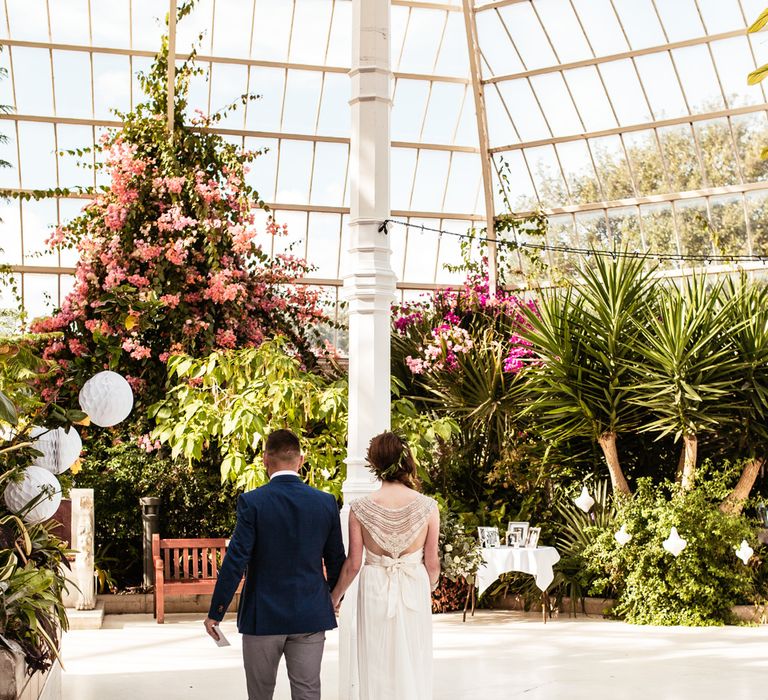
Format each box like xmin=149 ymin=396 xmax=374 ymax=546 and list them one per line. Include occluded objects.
xmin=1 ymin=0 xmax=767 ymax=321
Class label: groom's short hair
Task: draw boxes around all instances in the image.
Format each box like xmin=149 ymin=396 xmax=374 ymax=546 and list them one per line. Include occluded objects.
xmin=264 ymin=429 xmax=301 ymax=465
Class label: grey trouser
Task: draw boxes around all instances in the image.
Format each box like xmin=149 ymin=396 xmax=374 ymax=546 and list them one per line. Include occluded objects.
xmin=241 ymin=631 xmax=325 ymax=700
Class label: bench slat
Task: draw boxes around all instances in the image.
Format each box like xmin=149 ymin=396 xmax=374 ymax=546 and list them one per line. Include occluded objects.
xmin=192 ymin=548 xmax=199 ymax=579
xmin=158 ymin=538 xmax=229 ymax=548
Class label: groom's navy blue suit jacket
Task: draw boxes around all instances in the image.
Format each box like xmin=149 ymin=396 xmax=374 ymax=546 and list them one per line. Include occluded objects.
xmin=208 ymin=474 xmax=346 ymax=635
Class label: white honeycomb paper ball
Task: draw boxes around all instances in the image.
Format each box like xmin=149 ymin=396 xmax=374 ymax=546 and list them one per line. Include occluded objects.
xmin=78 ymin=371 xmax=134 ymax=427
xmin=4 ymin=466 xmax=62 ymax=524
xmin=30 ymin=425 xmax=82 ymax=474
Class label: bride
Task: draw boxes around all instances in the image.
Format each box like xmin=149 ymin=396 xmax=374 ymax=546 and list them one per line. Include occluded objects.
xmin=331 ymin=432 xmax=440 ymax=700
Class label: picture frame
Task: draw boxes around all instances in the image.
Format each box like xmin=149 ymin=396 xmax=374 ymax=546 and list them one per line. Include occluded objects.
xmin=525 ymin=526 xmax=541 ymax=549
xmin=506 ymin=521 xmax=529 ymax=548
xmin=477 ymin=526 xmax=501 ymax=549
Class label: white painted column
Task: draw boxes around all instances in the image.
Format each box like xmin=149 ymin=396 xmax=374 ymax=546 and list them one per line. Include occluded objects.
xmin=338 ymin=0 xmax=395 ymax=697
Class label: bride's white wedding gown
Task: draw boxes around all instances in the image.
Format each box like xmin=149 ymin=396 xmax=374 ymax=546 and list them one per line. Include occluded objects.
xmin=351 ymin=493 xmax=437 ymax=700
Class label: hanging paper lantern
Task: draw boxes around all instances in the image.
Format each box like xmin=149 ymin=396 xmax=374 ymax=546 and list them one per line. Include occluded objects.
xmin=30 ymin=426 xmax=82 ymax=474
xmin=574 ymin=486 xmax=595 ymax=513
xmin=614 ymin=524 xmax=632 ymax=546
xmin=735 ymin=540 xmax=754 ymax=565
xmin=4 ymin=466 xmax=62 ymax=524
xmin=78 ymin=371 xmax=134 ymax=427
xmin=662 ymin=527 xmax=687 ymax=557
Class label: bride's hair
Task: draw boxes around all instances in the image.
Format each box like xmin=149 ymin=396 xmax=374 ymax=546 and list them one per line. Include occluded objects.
xmin=366 ymin=432 xmax=420 ymax=490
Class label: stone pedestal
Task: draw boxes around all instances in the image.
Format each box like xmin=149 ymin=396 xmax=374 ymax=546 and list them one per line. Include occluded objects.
xmin=70 ymin=488 xmax=95 ymax=611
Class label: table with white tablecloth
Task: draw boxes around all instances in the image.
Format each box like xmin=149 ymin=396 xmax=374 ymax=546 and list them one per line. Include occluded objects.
xmin=475 ymin=546 xmax=561 ymax=622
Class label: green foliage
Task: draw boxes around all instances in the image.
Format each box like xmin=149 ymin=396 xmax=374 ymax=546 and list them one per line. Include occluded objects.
xmin=585 ymin=473 xmax=761 ymax=625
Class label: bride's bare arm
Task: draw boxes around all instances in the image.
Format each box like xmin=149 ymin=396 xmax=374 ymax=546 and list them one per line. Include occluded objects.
xmin=423 ymin=507 xmax=440 ymax=590
xmin=331 ymin=510 xmax=363 ymax=609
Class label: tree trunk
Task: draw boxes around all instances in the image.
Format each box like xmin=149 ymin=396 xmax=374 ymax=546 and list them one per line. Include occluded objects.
xmin=676 ymin=444 xmax=686 ymax=481
xmin=720 ymin=457 xmax=765 ymax=515
xmin=680 ymin=434 xmax=697 ymax=491
xmin=597 ymin=432 xmax=632 ymax=497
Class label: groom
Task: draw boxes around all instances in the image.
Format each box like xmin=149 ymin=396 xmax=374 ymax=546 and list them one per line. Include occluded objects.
xmin=204 ymin=429 xmax=346 ymax=700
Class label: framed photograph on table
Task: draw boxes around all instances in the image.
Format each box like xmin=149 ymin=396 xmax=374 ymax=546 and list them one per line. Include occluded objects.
xmin=506 ymin=522 xmax=529 ymax=548
xmin=477 ymin=526 xmax=500 ymax=548
xmin=525 ymin=527 xmax=541 ymax=549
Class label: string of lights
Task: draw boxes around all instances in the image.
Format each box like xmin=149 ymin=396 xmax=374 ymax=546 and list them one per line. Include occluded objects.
xmin=378 ymin=218 xmax=768 ymax=266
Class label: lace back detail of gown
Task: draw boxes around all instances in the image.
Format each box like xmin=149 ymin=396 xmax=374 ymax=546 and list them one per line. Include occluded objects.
xmin=351 ymin=493 xmax=436 ymax=558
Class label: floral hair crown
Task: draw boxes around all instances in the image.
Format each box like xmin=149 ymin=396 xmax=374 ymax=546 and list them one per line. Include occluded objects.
xmin=370 ymin=435 xmax=411 ymax=480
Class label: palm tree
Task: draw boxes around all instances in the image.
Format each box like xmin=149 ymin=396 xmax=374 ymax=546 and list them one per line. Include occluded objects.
xmin=718 ymin=275 xmax=768 ymax=513
xmin=629 ymin=275 xmax=745 ymax=491
xmin=520 ymin=255 xmax=655 ymax=496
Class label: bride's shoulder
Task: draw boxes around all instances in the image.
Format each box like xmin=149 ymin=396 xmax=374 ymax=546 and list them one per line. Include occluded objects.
xmin=417 ymin=492 xmax=438 ymax=511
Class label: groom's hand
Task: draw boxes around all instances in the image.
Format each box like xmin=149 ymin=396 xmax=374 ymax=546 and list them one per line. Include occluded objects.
xmin=204 ymin=617 xmax=221 ymax=641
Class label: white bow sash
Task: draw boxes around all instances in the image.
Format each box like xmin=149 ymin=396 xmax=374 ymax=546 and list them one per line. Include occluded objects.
xmin=365 ymin=550 xmax=425 ymax=618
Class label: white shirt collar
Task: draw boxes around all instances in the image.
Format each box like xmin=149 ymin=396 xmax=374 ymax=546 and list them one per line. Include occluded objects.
xmin=270 ymin=470 xmax=300 ymax=480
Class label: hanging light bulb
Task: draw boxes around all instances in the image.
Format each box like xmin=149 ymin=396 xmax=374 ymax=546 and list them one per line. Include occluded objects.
xmin=735 ymin=540 xmax=754 ymax=565
xmin=574 ymin=486 xmax=595 ymax=513
xmin=614 ymin=524 xmax=632 ymax=546
xmin=662 ymin=527 xmax=687 ymax=557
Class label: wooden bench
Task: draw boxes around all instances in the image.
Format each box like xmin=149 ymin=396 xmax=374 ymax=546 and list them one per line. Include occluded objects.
xmin=152 ymin=535 xmax=243 ymax=624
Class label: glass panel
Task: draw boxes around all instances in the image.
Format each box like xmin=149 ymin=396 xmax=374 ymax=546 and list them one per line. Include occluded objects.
xmin=56 ymin=125 xmax=95 ymax=190
xmin=48 ymin=0 xmax=90 ymax=45
xmin=275 ymin=140 xmax=313 ymax=204
xmin=251 ymin=0 xmax=292 ymax=62
xmin=391 ymin=148 xmax=418 ymax=212
xmin=410 ymin=150 xmax=450 ymax=212
xmin=496 ymin=80 xmax=550 ymax=141
xmin=640 ymin=202 xmax=680 ymax=267
xmin=18 ymin=122 xmax=55 ymax=190
xmin=310 ymin=142 xmax=347 ymax=207
xmin=21 ymin=199 xmax=57 ymax=266
xmin=454 ymin=88 xmax=478 ymax=146
xmin=92 ymin=0 xmax=130 ymax=49
xmin=58 ymin=199 xmax=85 ymax=267
xmin=210 ymin=0 xmax=253 ymax=58
xmin=634 ymin=53 xmax=689 ymax=119
xmin=132 ymin=0 xmax=165 ymax=52
xmin=671 ymin=45 xmax=725 ymax=113
xmin=12 ymin=48 xmax=53 ymax=115
xmin=306 ymin=212 xmax=341 ymax=279
xmin=556 ymin=141 xmax=601 ymax=205
xmin=526 ymin=145 xmax=569 ymax=208
xmin=389 ymin=217 xmax=407 ymax=281
xmin=444 ymin=152 xmax=481 ymax=215
xmin=546 ymin=214 xmax=580 ymax=279
xmin=563 ymin=66 xmax=617 ymax=131
xmin=612 ymin=0 xmax=666 ymax=50
xmin=52 ymin=51 xmax=93 ymax=119
xmin=696 ymin=0 xmax=745 ymax=33
xmin=676 ymin=198 xmax=711 ymax=258
xmin=571 ymin=0 xmax=629 ymax=56
xmin=529 ymin=73 xmax=583 ymax=136
xmin=732 ymin=112 xmax=768 ymax=183
xmin=434 ymin=13 xmax=470 ymax=78
xmin=399 ymin=8 xmax=444 ymax=74
xmin=270 ymin=210 xmax=307 ymax=258
xmin=184 ymin=61 xmax=211 ymax=118
xmin=653 ymin=0 xmax=704 ymax=42
xmin=93 ymin=53 xmax=131 ymax=120
xmin=497 ymin=3 xmax=557 ymax=70
xmin=709 ymin=194 xmax=748 ymax=256
xmin=0 ymin=51 xmax=13 ymax=109
xmin=534 ymin=0 xmax=592 ymax=63
xmin=322 ymin=3 xmax=350 ymax=67
xmin=624 ymin=130 xmax=669 ymax=196
xmin=130 ymin=56 xmax=153 ymax=109
xmin=421 ymin=82 xmax=465 ymax=144
xmin=316 ymin=72 xmax=350 ymax=138
xmin=499 ymin=150 xmax=538 ymax=211
xmin=0 ymin=121 xmax=18 ymax=189
xmin=208 ymin=63 xmax=249 ymax=129
xmin=246 ymin=68 xmax=285 ymax=133
xmin=403 ymin=218 xmax=439 ymax=284
xmin=747 ymin=189 xmax=768 ymax=256
xmin=0 ymin=200 xmax=22 ymax=265
xmin=710 ymin=37 xmax=763 ymax=109
xmin=282 ymin=70 xmax=322 ymax=134
xmin=23 ymin=273 xmax=59 ymax=321
xmin=392 ymin=79 xmax=429 ymax=142
xmin=597 ymin=60 xmax=652 ymax=126
xmin=485 ymin=85 xmax=519 ymax=148
xmin=475 ymin=10 xmax=524 ymax=78
xmin=589 ymin=135 xmax=635 ymax=201
xmin=390 ymin=6 xmax=409 ymax=72
xmin=175 ymin=0 xmax=213 ymax=54
xmin=575 ymin=210 xmax=609 ymax=250
xmin=435 ymin=219 xmax=472 ymax=285
xmin=694 ymin=118 xmax=740 ymax=187
xmin=657 ymin=125 xmax=703 ymax=192
xmin=5 ymin=0 xmax=48 ymax=42
xmin=289 ymin=0 xmax=334 ymax=65
xmin=607 ymin=206 xmax=643 ymax=252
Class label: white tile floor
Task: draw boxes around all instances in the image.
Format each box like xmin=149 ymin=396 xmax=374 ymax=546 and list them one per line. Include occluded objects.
xmin=61 ymin=611 xmax=768 ymax=700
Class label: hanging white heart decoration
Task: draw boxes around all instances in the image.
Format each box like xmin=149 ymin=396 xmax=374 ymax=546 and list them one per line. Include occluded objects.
xmin=662 ymin=527 xmax=687 ymax=557
xmin=614 ymin=524 xmax=632 ymax=546
xmin=574 ymin=486 xmax=595 ymax=513
xmin=78 ymin=371 xmax=134 ymax=427
xmin=735 ymin=540 xmax=753 ymax=565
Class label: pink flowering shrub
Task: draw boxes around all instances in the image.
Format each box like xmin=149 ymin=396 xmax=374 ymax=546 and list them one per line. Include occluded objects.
xmin=28 ymin=35 xmax=331 ymax=407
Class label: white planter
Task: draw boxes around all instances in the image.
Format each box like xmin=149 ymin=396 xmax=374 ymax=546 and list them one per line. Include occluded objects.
xmin=0 ymin=650 xmax=61 ymax=700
